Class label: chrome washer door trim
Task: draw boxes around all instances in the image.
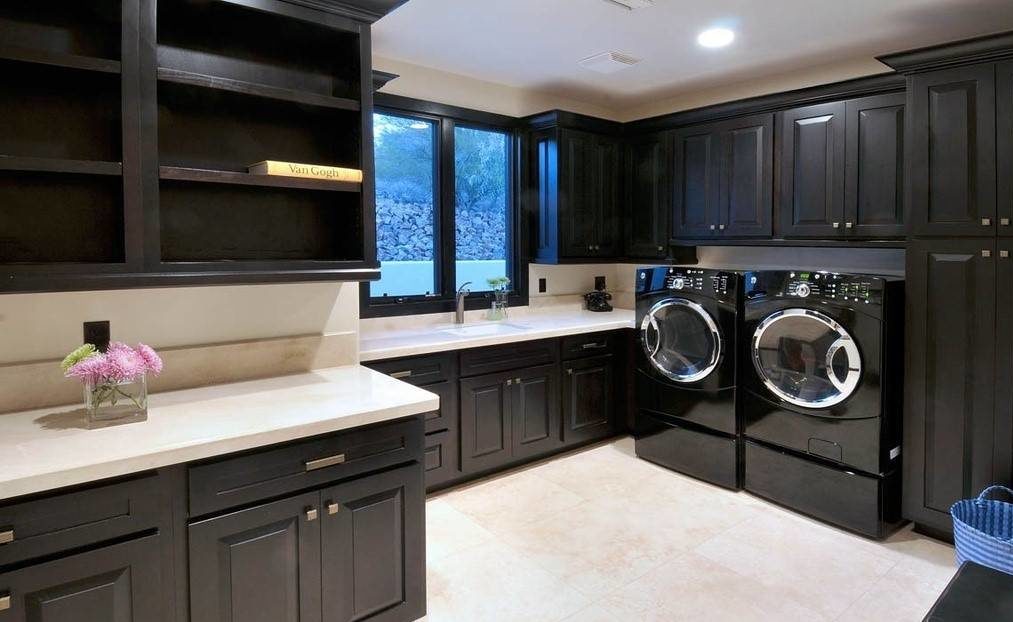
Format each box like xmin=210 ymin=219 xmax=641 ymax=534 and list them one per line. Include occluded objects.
xmin=640 ymin=298 xmax=722 ymax=383
xmin=751 ymin=308 xmax=862 ymax=408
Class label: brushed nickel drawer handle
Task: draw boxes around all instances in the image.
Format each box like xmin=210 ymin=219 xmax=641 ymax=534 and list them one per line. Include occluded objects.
xmin=1001 ymin=250 xmax=1010 ymax=258
xmin=305 ymin=454 xmax=346 ymax=471
xmin=0 ymin=529 xmax=12 ymax=545
xmin=306 ymin=507 xmax=318 ymax=521
xmin=390 ymin=370 xmax=412 ymax=379
xmin=327 ymin=502 xmax=340 ymax=515
xmin=983 ymin=218 xmax=992 ymax=226
xmin=581 ymin=342 xmax=606 ymax=349
xmin=1002 ymin=218 xmax=1010 ymax=226
xmin=832 ymin=222 xmax=840 ymax=228
xmin=0 ymin=593 xmax=9 ymax=611
xmin=983 ymin=250 xmax=992 ymax=258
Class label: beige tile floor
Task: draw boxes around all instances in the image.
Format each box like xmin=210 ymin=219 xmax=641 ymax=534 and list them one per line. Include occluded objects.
xmin=422 ymin=437 xmax=957 ymax=622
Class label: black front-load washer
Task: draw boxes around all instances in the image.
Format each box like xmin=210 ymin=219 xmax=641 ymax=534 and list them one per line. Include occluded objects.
xmin=634 ymin=266 xmax=741 ymax=489
xmin=740 ymin=270 xmax=904 ymax=538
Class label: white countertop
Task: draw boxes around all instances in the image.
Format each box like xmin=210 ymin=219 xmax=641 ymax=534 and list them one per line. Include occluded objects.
xmin=0 ymin=365 xmax=439 ymax=501
xmin=359 ymin=308 xmax=636 ymax=361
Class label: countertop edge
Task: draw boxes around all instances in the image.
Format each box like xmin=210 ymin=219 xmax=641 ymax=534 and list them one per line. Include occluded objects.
xmin=359 ymin=316 xmax=636 ymax=362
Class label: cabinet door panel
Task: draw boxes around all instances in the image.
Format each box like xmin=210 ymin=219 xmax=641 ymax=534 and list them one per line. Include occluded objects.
xmin=778 ymin=102 xmax=846 ymax=237
xmin=459 ymin=371 xmax=513 ymax=472
xmin=0 ymin=535 xmax=163 ymax=622
xmin=718 ymin=114 xmax=773 ymax=237
xmin=845 ymin=93 xmax=906 ymax=237
xmin=559 ymin=130 xmax=594 ymax=257
xmin=593 ymin=137 xmax=622 ymax=256
xmin=910 ymin=65 xmax=997 ymax=236
xmin=999 ymin=60 xmax=1013 ymax=236
xmin=320 ymin=464 xmax=424 ymax=622
xmin=562 ymin=355 xmax=615 ymax=445
xmin=533 ymin=129 xmax=560 ymax=262
xmin=672 ymin=127 xmax=718 ymax=238
xmin=626 ymin=134 xmax=669 ymax=258
xmin=511 ymin=364 xmax=562 ymax=460
xmin=424 ymin=428 xmax=459 ymax=491
xmin=189 ymin=492 xmax=322 ymax=622
xmin=904 ymin=239 xmax=997 ymax=534
xmin=997 ymin=244 xmax=1013 ymax=487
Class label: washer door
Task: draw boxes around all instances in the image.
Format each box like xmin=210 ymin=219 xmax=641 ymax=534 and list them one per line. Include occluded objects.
xmin=640 ymin=298 xmax=722 ymax=383
xmin=752 ymin=308 xmax=862 ymax=408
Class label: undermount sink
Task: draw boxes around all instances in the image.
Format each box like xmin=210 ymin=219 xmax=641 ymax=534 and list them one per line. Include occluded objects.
xmin=435 ymin=322 xmax=531 ymax=337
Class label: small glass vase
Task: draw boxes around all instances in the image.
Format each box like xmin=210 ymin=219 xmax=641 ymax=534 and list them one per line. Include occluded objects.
xmin=85 ymin=375 xmax=148 ymax=427
xmin=488 ymin=290 xmax=509 ymax=321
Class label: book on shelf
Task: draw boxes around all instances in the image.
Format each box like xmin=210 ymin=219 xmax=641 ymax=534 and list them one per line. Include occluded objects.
xmin=248 ymin=160 xmax=363 ymax=183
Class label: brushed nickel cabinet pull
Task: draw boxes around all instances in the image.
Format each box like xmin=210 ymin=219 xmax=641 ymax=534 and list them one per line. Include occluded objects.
xmin=390 ymin=370 xmax=412 ymax=379
xmin=0 ymin=593 xmax=10 ymax=611
xmin=305 ymin=507 xmax=318 ymax=521
xmin=581 ymin=342 xmax=606 ymax=349
xmin=1001 ymin=250 xmax=1010 ymax=258
xmin=305 ymin=453 xmax=346 ymax=471
xmin=983 ymin=218 xmax=992 ymax=226
xmin=832 ymin=222 xmax=840 ymax=228
xmin=0 ymin=529 xmax=13 ymax=545
xmin=506 ymin=379 xmax=513 ymax=386
xmin=845 ymin=222 xmax=854 ymax=229
xmin=326 ymin=502 xmax=340 ymax=515
xmin=982 ymin=250 xmax=992 ymax=258
xmin=709 ymin=224 xmax=716 ymax=230
xmin=1002 ymin=218 xmax=1011 ymax=226
xmin=657 ymin=246 xmax=664 ymax=251
xmin=566 ymin=368 xmax=573 ymax=375
xmin=718 ymin=224 xmax=725 ymax=230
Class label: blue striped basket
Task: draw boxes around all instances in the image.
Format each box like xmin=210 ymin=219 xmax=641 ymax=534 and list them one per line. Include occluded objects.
xmin=951 ymin=485 xmax=1013 ymax=575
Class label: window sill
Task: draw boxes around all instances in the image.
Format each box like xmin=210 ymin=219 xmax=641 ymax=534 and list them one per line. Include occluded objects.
xmin=360 ymin=292 xmax=528 ymax=319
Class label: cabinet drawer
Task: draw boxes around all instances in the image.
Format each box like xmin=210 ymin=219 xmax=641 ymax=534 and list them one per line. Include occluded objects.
xmin=367 ymin=352 xmax=457 ymax=386
xmin=0 ymin=474 xmax=162 ymax=568
xmin=460 ymin=339 xmax=558 ymax=377
xmin=424 ymin=429 xmax=459 ymax=490
xmin=423 ymin=380 xmax=457 ymax=434
xmin=188 ymin=418 xmax=424 ymax=516
xmin=561 ymin=331 xmax=618 ymax=359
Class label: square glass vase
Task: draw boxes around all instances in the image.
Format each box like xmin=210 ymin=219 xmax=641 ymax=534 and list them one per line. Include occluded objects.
xmin=85 ymin=375 xmax=148 ymax=427
xmin=487 ymin=291 xmax=509 ymax=321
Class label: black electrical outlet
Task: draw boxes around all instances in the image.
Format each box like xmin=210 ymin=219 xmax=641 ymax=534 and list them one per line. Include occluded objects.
xmin=538 ymin=278 xmax=547 ymax=293
xmin=83 ymin=321 xmax=110 ymax=352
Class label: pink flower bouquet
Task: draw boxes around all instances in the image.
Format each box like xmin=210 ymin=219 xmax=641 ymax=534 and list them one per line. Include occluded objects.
xmin=62 ymin=342 xmax=163 ymax=423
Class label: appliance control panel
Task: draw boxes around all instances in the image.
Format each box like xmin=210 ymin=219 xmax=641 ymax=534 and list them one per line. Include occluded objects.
xmin=748 ymin=271 xmax=885 ymax=305
xmin=638 ymin=267 xmax=738 ymax=302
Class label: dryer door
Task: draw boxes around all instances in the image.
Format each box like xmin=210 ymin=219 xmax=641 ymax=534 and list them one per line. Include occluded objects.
xmin=641 ymin=298 xmax=722 ymax=383
xmin=752 ymin=308 xmax=862 ymax=408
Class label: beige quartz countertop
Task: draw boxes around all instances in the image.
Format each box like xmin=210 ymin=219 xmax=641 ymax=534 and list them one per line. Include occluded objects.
xmin=359 ymin=308 xmax=636 ymax=362
xmin=0 ymin=365 xmax=439 ymax=501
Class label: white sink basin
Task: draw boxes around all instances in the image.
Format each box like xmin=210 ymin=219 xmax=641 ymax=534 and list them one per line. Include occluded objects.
xmin=436 ymin=322 xmax=531 ymax=337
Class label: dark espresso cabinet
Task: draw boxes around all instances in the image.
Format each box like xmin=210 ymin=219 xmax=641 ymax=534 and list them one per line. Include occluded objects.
xmin=0 ymin=535 xmax=164 ymax=622
xmin=625 ymin=133 xmax=670 ymax=258
xmin=528 ymin=112 xmax=623 ymax=262
xmin=671 ymin=114 xmax=773 ymax=240
xmin=904 ymin=239 xmax=1011 ymax=536
xmin=778 ymin=101 xmax=847 ymax=238
xmin=844 ymin=93 xmax=906 ymax=237
xmin=509 ymin=364 xmax=562 ymax=460
xmin=999 ymin=60 xmax=1013 ymax=236
xmin=908 ymin=65 xmax=997 ymax=237
xmin=562 ymin=354 xmax=615 ymax=445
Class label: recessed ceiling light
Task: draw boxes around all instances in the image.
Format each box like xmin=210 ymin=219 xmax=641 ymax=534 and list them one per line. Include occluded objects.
xmin=697 ymin=27 xmax=735 ymax=49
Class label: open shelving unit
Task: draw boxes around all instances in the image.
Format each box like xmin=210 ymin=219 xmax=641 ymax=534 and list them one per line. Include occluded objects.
xmin=0 ymin=0 xmax=379 ymax=292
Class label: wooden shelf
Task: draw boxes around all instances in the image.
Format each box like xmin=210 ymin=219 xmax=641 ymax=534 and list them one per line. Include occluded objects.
xmin=157 ymin=68 xmax=361 ymax=111
xmin=0 ymin=156 xmax=123 ymax=176
xmin=0 ymin=45 xmax=121 ymax=74
xmin=159 ymin=166 xmax=361 ymax=192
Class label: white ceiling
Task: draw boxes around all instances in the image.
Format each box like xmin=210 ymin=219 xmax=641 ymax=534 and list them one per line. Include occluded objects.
xmin=373 ymin=0 xmax=1013 ymax=110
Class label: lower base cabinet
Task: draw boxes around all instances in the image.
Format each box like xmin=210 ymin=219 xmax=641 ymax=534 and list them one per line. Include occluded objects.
xmin=0 ymin=534 xmax=164 ymax=622
xmin=562 ymin=354 xmax=615 ymax=445
xmin=189 ymin=468 xmax=424 ymax=622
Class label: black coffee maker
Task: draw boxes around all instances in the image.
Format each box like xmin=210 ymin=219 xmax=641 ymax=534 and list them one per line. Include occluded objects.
xmin=584 ymin=276 xmax=613 ymax=312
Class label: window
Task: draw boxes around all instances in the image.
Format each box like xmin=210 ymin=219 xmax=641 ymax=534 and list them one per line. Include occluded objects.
xmin=364 ymin=98 xmax=524 ymax=317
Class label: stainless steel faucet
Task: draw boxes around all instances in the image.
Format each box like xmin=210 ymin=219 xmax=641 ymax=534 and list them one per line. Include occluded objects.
xmin=455 ymin=282 xmax=472 ymax=324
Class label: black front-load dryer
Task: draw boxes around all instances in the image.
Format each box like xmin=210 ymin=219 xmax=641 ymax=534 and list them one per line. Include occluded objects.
xmin=634 ymin=267 xmax=740 ymax=489
xmin=740 ymin=270 xmax=904 ymax=538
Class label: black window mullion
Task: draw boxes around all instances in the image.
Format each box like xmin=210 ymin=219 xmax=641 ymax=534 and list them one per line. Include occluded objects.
xmin=440 ymin=118 xmax=457 ymax=299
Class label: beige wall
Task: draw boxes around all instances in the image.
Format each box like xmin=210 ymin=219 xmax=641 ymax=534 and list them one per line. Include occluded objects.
xmin=374 ymin=54 xmax=889 ymax=123
xmin=0 ymin=282 xmax=359 ymax=365
xmin=373 ymin=56 xmax=620 ymax=120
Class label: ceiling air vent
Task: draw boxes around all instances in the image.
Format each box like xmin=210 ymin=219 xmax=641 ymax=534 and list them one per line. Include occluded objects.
xmin=604 ymin=0 xmax=655 ymax=10
xmin=579 ymin=51 xmax=642 ymax=74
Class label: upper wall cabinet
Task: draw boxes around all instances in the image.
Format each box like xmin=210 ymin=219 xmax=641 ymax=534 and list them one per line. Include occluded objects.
xmin=777 ymin=93 xmax=905 ymax=239
xmin=908 ymin=65 xmax=997 ymax=237
xmin=999 ymin=60 xmax=1013 ymax=236
xmin=528 ymin=112 xmax=623 ymax=263
xmin=671 ymin=113 xmax=773 ymax=240
xmin=0 ymin=0 xmax=380 ymax=293
xmin=625 ymin=132 xmax=670 ymax=259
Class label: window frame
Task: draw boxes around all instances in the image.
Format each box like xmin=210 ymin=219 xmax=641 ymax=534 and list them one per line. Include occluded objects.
xmin=361 ymin=95 xmax=528 ymax=318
